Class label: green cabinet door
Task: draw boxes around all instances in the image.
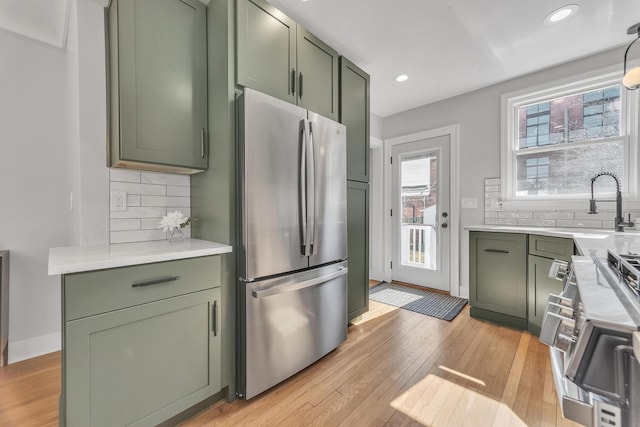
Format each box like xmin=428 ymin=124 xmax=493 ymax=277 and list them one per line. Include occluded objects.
xmin=528 ymin=254 xmax=564 ymax=336
xmin=236 ymin=0 xmax=296 ymax=104
xmin=109 ymin=0 xmax=208 ymax=173
xmin=340 ymin=57 xmax=370 ymax=183
xmin=347 ymin=181 xmax=369 ymax=320
xmin=296 ymin=26 xmax=339 ymax=120
xmin=235 ymin=0 xmax=339 ymax=119
xmin=64 ymin=288 xmax=221 ymax=427
xmin=469 ymin=232 xmax=527 ymax=329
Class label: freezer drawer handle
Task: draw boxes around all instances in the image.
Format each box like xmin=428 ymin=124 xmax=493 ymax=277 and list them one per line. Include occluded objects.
xmin=131 ymin=275 xmax=180 ymax=288
xmin=252 ymin=267 xmax=348 ymax=299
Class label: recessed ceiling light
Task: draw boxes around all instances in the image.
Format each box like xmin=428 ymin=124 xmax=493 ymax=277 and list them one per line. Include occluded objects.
xmin=544 ymin=4 xmax=579 ymax=24
xmin=395 ymin=74 xmax=409 ymax=82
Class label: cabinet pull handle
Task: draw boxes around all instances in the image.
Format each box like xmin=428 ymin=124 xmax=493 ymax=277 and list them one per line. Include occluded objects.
xmin=212 ymin=301 xmax=218 ymax=336
xmin=291 ymin=69 xmax=296 ymax=95
xmin=484 ymin=249 xmax=509 ymax=254
xmin=200 ymin=128 xmax=206 ymax=158
xmin=131 ymin=275 xmax=180 ymax=288
xmin=299 ymin=72 xmax=303 ymax=98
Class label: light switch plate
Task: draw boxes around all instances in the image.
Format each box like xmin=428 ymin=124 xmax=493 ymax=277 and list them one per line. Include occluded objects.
xmin=110 ymin=191 xmax=127 ymax=212
xmin=461 ymin=198 xmax=478 ymax=209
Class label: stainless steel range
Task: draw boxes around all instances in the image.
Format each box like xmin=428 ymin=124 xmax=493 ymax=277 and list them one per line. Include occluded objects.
xmin=540 ymin=252 xmax=640 ymax=427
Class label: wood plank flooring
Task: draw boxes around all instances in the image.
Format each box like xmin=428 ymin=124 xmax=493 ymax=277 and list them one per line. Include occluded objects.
xmin=0 ymin=301 xmax=581 ymax=427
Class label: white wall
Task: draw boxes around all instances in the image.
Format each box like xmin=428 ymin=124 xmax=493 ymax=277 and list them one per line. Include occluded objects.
xmin=381 ymin=46 xmax=636 ymax=297
xmin=0 ymin=0 xmax=108 ymax=363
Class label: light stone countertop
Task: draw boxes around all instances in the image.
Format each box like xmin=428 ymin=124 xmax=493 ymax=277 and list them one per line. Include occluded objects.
xmin=465 ymin=224 xmax=640 ymax=259
xmin=48 ymin=238 xmax=233 ymax=275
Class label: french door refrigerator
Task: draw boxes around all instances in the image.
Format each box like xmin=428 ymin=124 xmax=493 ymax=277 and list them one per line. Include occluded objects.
xmin=237 ymin=88 xmax=348 ymax=399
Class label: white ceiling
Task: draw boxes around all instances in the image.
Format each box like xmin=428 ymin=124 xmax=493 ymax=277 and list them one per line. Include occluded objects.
xmin=269 ymin=0 xmax=640 ymax=117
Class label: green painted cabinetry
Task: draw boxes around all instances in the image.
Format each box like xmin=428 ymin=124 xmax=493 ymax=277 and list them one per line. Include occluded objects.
xmin=61 ymin=257 xmax=221 ymax=426
xmin=107 ymin=0 xmax=208 ymax=174
xmin=347 ymin=181 xmax=370 ymax=320
xmin=236 ymin=0 xmax=339 ymax=120
xmin=340 ymin=57 xmax=370 ymax=183
xmin=527 ymin=234 xmax=573 ymax=335
xmin=469 ymin=232 xmax=528 ymax=329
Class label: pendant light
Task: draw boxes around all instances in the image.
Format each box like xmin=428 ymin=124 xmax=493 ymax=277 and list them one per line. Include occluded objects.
xmin=623 ymin=23 xmax=640 ymax=90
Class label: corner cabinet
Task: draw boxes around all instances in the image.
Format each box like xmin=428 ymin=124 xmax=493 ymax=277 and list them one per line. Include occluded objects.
xmin=61 ymin=256 xmax=221 ymax=427
xmin=236 ymin=0 xmax=339 ymax=120
xmin=469 ymin=232 xmax=528 ymax=329
xmin=107 ymin=0 xmax=208 ymax=174
xmin=340 ymin=57 xmax=370 ymax=183
xmin=347 ymin=181 xmax=369 ymax=320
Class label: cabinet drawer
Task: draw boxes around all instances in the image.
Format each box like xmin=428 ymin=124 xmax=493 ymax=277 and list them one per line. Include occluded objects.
xmin=64 ymin=256 xmax=219 ymax=321
xmin=528 ymin=235 xmax=573 ymax=261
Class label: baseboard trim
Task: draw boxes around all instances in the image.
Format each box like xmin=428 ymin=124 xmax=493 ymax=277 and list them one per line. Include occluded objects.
xmin=8 ymin=331 xmax=61 ymax=364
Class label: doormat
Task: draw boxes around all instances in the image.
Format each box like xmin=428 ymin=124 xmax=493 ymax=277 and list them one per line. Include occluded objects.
xmin=369 ymin=282 xmax=467 ymax=321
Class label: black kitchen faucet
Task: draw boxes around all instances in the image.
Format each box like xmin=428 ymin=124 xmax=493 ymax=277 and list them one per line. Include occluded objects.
xmin=588 ymin=172 xmax=634 ymax=232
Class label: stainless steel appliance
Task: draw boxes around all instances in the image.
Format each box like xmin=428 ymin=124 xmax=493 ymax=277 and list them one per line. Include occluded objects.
xmin=237 ymin=88 xmax=348 ymax=400
xmin=540 ymin=253 xmax=640 ymax=427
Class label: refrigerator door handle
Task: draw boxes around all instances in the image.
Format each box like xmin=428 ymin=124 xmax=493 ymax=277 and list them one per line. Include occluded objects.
xmin=299 ymin=120 xmax=309 ymax=255
xmin=251 ymin=267 xmax=348 ymax=298
xmin=308 ymin=121 xmax=318 ymax=255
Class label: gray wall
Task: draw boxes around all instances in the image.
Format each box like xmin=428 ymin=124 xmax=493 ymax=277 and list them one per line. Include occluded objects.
xmin=0 ymin=0 xmax=108 ymax=363
xmin=382 ymin=45 xmax=637 ymax=295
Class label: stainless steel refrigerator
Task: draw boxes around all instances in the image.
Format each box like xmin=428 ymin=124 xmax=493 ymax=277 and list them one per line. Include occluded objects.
xmin=237 ymin=88 xmax=348 ymax=399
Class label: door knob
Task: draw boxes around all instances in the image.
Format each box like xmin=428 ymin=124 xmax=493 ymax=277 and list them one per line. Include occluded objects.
xmin=441 ymin=223 xmax=448 ymax=228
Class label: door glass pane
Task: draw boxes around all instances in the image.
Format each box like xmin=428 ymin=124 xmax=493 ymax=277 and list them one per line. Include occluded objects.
xmin=399 ymin=152 xmax=438 ymax=271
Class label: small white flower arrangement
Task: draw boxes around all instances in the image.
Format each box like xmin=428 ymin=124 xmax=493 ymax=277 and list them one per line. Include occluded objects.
xmin=159 ymin=211 xmax=190 ymax=241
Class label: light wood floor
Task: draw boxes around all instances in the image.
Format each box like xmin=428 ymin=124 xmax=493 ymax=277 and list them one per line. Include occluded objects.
xmin=0 ymin=301 xmax=580 ymax=427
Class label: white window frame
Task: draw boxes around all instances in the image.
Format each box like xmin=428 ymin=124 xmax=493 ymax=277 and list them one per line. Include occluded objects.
xmin=500 ymin=66 xmax=640 ymax=207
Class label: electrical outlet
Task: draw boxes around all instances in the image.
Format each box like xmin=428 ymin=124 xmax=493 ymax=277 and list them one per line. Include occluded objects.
xmin=110 ymin=191 xmax=127 ymax=212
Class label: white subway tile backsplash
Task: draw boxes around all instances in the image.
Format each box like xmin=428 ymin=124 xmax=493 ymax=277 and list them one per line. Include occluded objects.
xmin=517 ymin=219 xmax=556 ymax=227
xmin=481 ymin=178 xmax=624 ymax=231
xmin=533 ymin=211 xmax=574 ymax=220
xmin=141 ymin=172 xmax=190 ymax=186
xmin=166 ymin=196 xmax=190 ymax=207
xmin=110 ymin=219 xmax=140 ymax=231
xmin=110 ymin=169 xmax=141 ymax=183
xmin=110 ymin=206 xmax=167 ymax=219
xmin=111 ymin=182 xmax=166 ymax=196
xmin=109 ymin=169 xmax=192 ymax=244
xmin=498 ymin=211 xmax=533 ymax=219
xmin=167 ymin=185 xmax=190 ymax=197
xmin=127 ymin=194 xmax=141 ymax=207
xmin=141 ymin=218 xmax=163 ymax=230
xmin=485 ymin=218 xmax=518 ymax=226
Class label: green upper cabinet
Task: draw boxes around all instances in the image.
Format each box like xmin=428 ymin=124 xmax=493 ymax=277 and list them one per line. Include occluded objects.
xmin=236 ymin=0 xmax=339 ymax=120
xmin=108 ymin=0 xmax=208 ymax=174
xmin=236 ymin=0 xmax=296 ymax=104
xmin=296 ymin=27 xmax=339 ymax=120
xmin=339 ymin=57 xmax=370 ymax=182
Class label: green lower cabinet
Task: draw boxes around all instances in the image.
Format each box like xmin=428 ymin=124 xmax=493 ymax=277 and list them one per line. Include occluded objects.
xmin=347 ymin=181 xmax=369 ymax=320
xmin=469 ymin=232 xmax=528 ymax=329
xmin=527 ymin=255 xmax=564 ymax=336
xmin=64 ymin=288 xmax=220 ymax=427
xmin=61 ymin=257 xmax=222 ymax=426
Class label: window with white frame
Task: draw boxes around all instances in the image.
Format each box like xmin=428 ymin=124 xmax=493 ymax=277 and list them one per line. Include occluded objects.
xmin=501 ymin=71 xmax=638 ymax=201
